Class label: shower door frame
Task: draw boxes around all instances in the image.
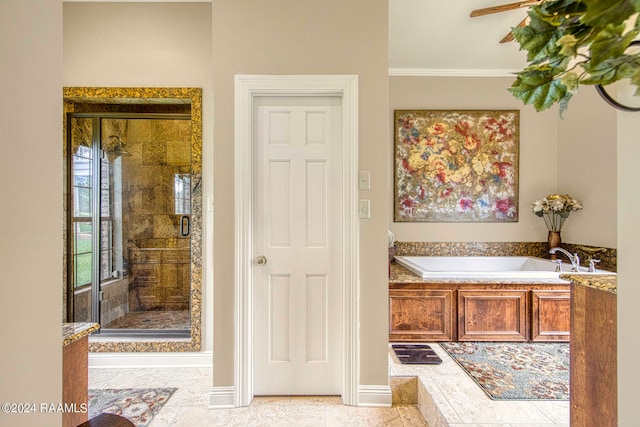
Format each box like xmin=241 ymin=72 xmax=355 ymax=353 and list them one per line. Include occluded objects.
xmin=64 ymin=86 xmax=203 ymax=352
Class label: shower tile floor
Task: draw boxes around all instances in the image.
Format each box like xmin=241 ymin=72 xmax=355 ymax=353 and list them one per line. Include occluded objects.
xmin=88 ymin=344 xmax=569 ymax=426
xmin=102 ymin=310 xmax=190 ymax=329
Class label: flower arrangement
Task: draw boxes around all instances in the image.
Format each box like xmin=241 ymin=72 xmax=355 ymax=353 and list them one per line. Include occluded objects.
xmin=531 ymin=194 xmax=583 ymax=232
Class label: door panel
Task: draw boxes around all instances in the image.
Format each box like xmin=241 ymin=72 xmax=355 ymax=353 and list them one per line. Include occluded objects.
xmin=268 ymin=274 xmax=292 ymax=362
xmin=254 ymin=97 xmax=342 ymax=395
xmin=306 ymin=274 xmax=328 ymax=362
xmin=306 ymin=161 xmax=327 ymax=248
xmin=268 ymin=161 xmax=291 ymax=248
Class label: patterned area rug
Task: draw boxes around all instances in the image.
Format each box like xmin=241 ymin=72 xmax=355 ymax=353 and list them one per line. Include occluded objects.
xmin=440 ymin=342 xmax=569 ymax=400
xmin=88 ymin=388 xmax=177 ymax=427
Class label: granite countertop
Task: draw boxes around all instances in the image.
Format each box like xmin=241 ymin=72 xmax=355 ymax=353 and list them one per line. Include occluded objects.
xmin=389 ymin=262 xmax=569 ymax=284
xmin=63 ymin=322 xmax=100 ymax=346
xmin=560 ymin=274 xmax=617 ymax=295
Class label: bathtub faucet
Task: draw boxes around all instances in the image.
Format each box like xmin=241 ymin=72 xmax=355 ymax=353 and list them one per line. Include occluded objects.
xmin=549 ymin=247 xmax=581 ymax=272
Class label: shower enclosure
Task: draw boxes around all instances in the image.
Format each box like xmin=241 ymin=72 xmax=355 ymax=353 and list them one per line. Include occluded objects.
xmin=66 ymin=112 xmax=193 ymax=337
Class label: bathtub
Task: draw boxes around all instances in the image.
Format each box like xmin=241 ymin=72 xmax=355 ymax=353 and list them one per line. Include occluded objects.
xmin=393 ymin=255 xmax=611 ymax=280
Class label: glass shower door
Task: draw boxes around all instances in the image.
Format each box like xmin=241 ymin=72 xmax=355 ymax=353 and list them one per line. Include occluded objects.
xmin=100 ymin=117 xmax=191 ymax=333
xmin=68 ymin=114 xmax=192 ymax=335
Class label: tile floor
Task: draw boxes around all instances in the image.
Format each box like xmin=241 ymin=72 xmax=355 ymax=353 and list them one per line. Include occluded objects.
xmin=88 ymin=343 xmax=569 ymax=427
xmin=89 ymin=366 xmax=427 ymax=426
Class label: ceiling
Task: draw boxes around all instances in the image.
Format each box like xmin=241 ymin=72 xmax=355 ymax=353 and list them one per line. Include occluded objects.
xmin=389 ymin=0 xmax=529 ymax=75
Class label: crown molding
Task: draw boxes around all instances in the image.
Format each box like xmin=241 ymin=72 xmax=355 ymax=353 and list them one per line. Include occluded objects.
xmin=63 ymin=0 xmax=211 ymax=2
xmin=389 ymin=68 xmax=519 ymax=77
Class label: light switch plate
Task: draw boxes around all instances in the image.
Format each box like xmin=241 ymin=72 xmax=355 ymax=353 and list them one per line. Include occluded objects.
xmin=359 ymin=200 xmax=370 ymax=219
xmin=358 ymin=171 xmax=371 ymax=190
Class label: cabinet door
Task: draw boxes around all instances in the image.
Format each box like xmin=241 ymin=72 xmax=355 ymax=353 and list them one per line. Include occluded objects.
xmin=531 ymin=290 xmax=570 ymax=342
xmin=458 ymin=290 xmax=527 ymax=341
xmin=389 ymin=289 xmax=453 ymax=341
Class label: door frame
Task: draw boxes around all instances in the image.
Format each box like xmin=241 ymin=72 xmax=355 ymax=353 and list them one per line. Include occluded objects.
xmin=234 ymin=75 xmax=359 ymax=406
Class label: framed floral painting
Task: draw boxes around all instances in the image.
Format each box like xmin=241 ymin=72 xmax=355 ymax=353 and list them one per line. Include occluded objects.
xmin=394 ymin=109 xmax=519 ymax=222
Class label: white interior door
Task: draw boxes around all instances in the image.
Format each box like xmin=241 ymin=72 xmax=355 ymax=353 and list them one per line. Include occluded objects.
xmin=253 ymin=96 xmax=343 ymax=395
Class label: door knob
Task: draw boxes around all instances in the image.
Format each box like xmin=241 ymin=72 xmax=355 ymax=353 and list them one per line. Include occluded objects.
xmin=256 ymin=255 xmax=267 ymax=266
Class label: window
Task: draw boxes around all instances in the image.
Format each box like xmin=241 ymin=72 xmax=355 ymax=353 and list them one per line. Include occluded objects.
xmin=69 ymin=119 xmax=120 ymax=288
xmin=72 ymin=144 xmax=93 ymax=288
xmin=174 ymin=174 xmax=191 ymax=215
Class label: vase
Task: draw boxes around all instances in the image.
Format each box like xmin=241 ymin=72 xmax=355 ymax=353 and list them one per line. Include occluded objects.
xmin=548 ymin=230 xmax=561 ymax=259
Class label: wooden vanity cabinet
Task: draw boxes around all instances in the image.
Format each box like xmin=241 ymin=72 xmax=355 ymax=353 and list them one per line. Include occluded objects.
xmin=389 ymin=282 xmax=570 ymax=343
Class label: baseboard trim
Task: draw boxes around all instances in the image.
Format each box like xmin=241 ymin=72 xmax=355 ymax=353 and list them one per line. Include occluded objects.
xmin=209 ymin=386 xmax=236 ymax=409
xmin=358 ymin=384 xmax=393 ymax=407
xmin=88 ymin=350 xmax=213 ymax=368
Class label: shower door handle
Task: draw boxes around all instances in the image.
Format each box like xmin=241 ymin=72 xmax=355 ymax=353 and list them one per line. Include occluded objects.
xmin=180 ymin=215 xmax=190 ymax=237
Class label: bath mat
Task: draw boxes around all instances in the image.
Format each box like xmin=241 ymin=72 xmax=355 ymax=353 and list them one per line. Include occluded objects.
xmin=391 ymin=344 xmax=442 ymax=364
xmin=440 ymin=342 xmax=569 ymax=400
xmin=88 ymin=388 xmax=176 ymax=427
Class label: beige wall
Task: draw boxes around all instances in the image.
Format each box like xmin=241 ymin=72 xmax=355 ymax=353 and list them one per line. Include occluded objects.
xmin=558 ymin=87 xmax=617 ymax=247
xmin=63 ymin=2 xmax=214 ymax=351
xmin=389 ymin=76 xmax=559 ymax=243
xmin=617 ymin=107 xmax=639 ymax=426
xmin=212 ymin=0 xmax=390 ymax=387
xmin=0 ymin=1 xmax=63 ymax=425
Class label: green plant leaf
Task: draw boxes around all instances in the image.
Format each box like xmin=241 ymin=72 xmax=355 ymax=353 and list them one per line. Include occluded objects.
xmin=589 ymin=24 xmax=638 ymax=67
xmin=558 ymin=93 xmax=574 ymax=115
xmin=512 ymin=13 xmax=558 ymax=62
xmin=510 ymin=0 xmax=640 ymax=112
xmin=632 ymin=68 xmax=640 ymax=95
xmin=619 ymin=57 xmax=640 ymax=79
xmin=557 ymin=34 xmax=579 ymax=56
xmin=583 ymin=54 xmax=640 ymax=85
xmin=510 ymin=67 xmax=569 ymax=112
xmin=561 ymin=71 xmax=580 ymax=92
xmin=537 ymin=0 xmax=587 ymax=26
xmin=513 ymin=13 xmax=565 ymax=63
xmin=581 ymin=0 xmax=637 ymax=28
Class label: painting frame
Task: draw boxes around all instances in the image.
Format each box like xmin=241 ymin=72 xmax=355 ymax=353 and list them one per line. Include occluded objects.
xmin=394 ymin=109 xmax=520 ymax=223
